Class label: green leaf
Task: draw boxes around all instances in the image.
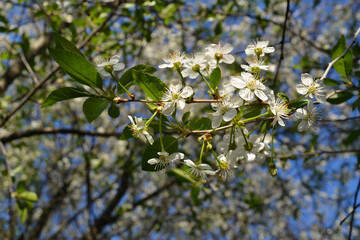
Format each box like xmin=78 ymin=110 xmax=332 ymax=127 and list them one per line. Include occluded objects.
xmin=17 ymin=191 xmax=38 ymax=202
xmin=191 ymin=186 xmax=201 ymax=205
xmin=141 ymin=135 xmax=178 ymax=171
xmin=82 ymin=97 xmax=109 ymax=123
xmin=159 ymin=3 xmax=177 ymax=19
xmin=42 ymin=87 xmax=89 ymax=108
xmin=53 ymin=32 xmax=83 ymax=56
xmin=187 ymin=117 xmax=212 ymax=130
xmin=118 ymin=64 xmax=157 ymax=94
xmin=16 ymin=181 xmax=26 ymax=193
xmin=49 ymin=48 xmax=103 ymax=89
xmin=214 ymin=22 xmax=223 ymax=36
xmin=133 ymin=70 xmax=167 ymax=101
xmin=171 ymin=168 xmax=197 ymax=184
xmin=210 ymin=67 xmax=221 ymax=90
xmin=119 ymin=125 xmax=133 ymax=140
xmin=327 ymin=92 xmax=353 ymax=104
xmin=288 ymin=99 xmax=309 ymax=109
xmin=323 ymin=78 xmax=341 ymax=86
xmin=331 ymin=35 xmax=353 ymax=79
xmin=108 ymin=104 xmax=120 ymax=118
xmin=243 ymin=105 xmax=264 ymax=118
xmin=182 ymin=111 xmax=191 ymax=123
xmin=19 ymin=206 xmax=28 ymax=223
xmin=344 ymin=129 xmax=360 ymax=146
xmin=261 ymin=120 xmax=272 ymax=134
xmin=277 ymin=93 xmax=290 ymax=103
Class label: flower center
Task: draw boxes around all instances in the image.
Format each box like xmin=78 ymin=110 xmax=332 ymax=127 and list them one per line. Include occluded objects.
xmin=246 ymin=79 xmax=258 ymax=91
xmin=244 ymin=142 xmax=253 ymax=151
xmin=173 ymin=61 xmax=181 ymax=71
xmin=192 ymin=64 xmax=201 ymax=73
xmin=251 ymin=66 xmax=261 ymax=74
xmin=215 ymin=52 xmax=223 ymax=61
xmin=218 ymin=160 xmax=229 ymax=170
xmin=104 ymin=64 xmax=113 ymax=73
xmin=254 ymin=48 xmax=263 ymax=56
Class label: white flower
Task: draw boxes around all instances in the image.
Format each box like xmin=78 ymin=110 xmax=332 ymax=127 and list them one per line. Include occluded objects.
xmin=210 ymin=97 xmax=242 ymax=128
xmin=230 ymin=72 xmax=268 ymax=101
xmin=267 ymin=91 xmax=290 ymax=127
xmin=161 ymin=83 xmax=194 ymax=116
xmin=241 ymin=58 xmax=270 ymax=73
xmin=128 ymin=116 xmax=154 ymax=145
xmin=237 ymin=134 xmax=264 ymax=162
xmin=215 ymin=150 xmax=238 ymax=180
xmin=205 ymin=43 xmax=235 ymax=64
xmin=181 ymin=53 xmax=208 ymax=79
xmin=295 ymin=100 xmax=322 ymax=132
xmin=296 ymin=73 xmax=326 ymax=103
xmin=159 ymin=50 xmax=187 ymax=70
xmin=96 ymin=55 xmax=125 ymax=77
xmin=184 ymin=159 xmax=215 ymax=180
xmin=255 ymin=137 xmax=271 ymax=161
xmin=245 ymin=40 xmax=275 ymax=57
xmin=148 ymin=151 xmax=184 ymax=171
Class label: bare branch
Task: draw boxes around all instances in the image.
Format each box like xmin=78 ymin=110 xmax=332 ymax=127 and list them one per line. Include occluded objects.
xmin=348 ymin=177 xmax=360 ymax=240
xmin=272 ymin=0 xmax=291 ymax=88
xmin=321 ymin=26 xmax=360 ymax=80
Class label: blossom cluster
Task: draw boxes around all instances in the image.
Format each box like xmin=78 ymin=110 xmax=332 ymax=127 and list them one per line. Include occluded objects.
xmin=102 ymin=40 xmax=326 ymax=181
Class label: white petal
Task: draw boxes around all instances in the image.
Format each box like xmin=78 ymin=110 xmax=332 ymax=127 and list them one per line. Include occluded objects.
xmin=257 ymin=41 xmax=269 ymax=48
xmin=177 ymin=99 xmax=186 ymax=110
xmin=263 ymin=47 xmax=275 ymax=53
xmin=278 ymin=117 xmax=285 ymax=126
xmin=254 ymin=89 xmax=268 ymax=101
xmin=295 ymin=108 xmax=307 ymax=119
xmin=221 ymin=44 xmax=233 ymax=53
xmin=203 ymin=170 xmax=216 ymax=175
xmin=316 ymin=94 xmax=326 ymax=103
xmin=110 ymin=55 xmax=120 ymax=64
xmin=223 ymin=109 xmax=237 ymax=121
xmin=230 ymin=76 xmax=246 ymax=89
xmin=301 ymin=73 xmax=313 ymax=85
xmin=113 ymin=62 xmax=125 ymax=71
xmin=159 ymin=63 xmax=172 ymax=69
xmin=184 ymin=159 xmax=196 ymax=168
xmin=223 ymin=54 xmax=235 ymax=64
xmin=212 ymin=114 xmax=223 ymax=128
xmin=169 ymin=152 xmax=184 ymax=162
xmin=162 ymin=102 xmax=175 ymax=116
xmin=148 ymin=158 xmax=160 ymax=165
xmin=240 ymin=88 xmax=254 ymax=101
xmin=298 ymin=121 xmax=307 ymax=132
xmin=296 ymin=84 xmax=308 ymax=95
xmin=180 ymin=86 xmax=194 ymax=98
xmin=247 ymin=153 xmax=256 ymax=161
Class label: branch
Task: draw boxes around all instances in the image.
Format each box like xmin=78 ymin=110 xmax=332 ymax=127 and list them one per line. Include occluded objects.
xmin=340 ymin=203 xmax=360 ymax=225
xmin=321 ymin=26 xmax=360 ymax=80
xmin=0 ymin=141 xmax=16 ymax=239
xmin=278 ymin=149 xmax=360 ymax=159
xmin=272 ymin=0 xmax=291 ymax=88
xmin=0 ymin=128 xmax=123 ymax=143
xmin=320 ymin=116 xmax=360 ymax=122
xmin=348 ymin=177 xmax=360 ymax=240
xmin=0 ymin=1 xmax=120 ymax=128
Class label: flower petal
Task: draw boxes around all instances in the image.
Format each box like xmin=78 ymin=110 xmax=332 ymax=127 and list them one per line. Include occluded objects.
xmin=162 ymin=102 xmax=175 ymax=116
xmin=211 ymin=114 xmax=223 ymax=128
xmin=180 ymin=86 xmax=194 ymax=98
xmin=223 ymin=109 xmax=237 ymax=122
xmin=240 ymin=88 xmax=254 ymax=101
xmin=148 ymin=158 xmax=160 ymax=165
xmin=230 ymin=76 xmax=246 ymax=89
xmin=301 ymin=73 xmax=313 ymax=85
xmin=296 ymin=84 xmax=308 ymax=95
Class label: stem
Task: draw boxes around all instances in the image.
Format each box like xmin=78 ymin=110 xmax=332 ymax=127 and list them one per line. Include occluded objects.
xmin=211 ymin=149 xmax=221 ymax=164
xmin=177 ymin=69 xmax=186 ymax=86
xmin=145 ymin=110 xmax=158 ymax=126
xmin=199 ymin=72 xmax=214 ymax=94
xmin=198 ymin=141 xmax=206 ymax=164
xmin=243 ymin=111 xmax=269 ymax=123
xmin=247 ymin=121 xmax=263 ymax=136
xmin=239 ymin=127 xmax=249 ymax=146
xmin=271 ymin=126 xmax=275 ymax=162
xmin=110 ymin=72 xmax=132 ymax=96
xmin=159 ymin=114 xmax=165 ymax=152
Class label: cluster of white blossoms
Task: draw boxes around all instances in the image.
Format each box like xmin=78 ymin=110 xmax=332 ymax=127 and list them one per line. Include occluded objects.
xmin=121 ymin=40 xmax=326 ymax=181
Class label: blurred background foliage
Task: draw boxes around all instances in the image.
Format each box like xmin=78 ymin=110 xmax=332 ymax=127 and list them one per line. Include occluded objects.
xmin=0 ymin=0 xmax=360 ymax=239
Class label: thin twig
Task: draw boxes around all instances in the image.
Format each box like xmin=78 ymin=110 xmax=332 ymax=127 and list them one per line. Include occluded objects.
xmin=348 ymin=177 xmax=360 ymax=240
xmin=321 ymin=26 xmax=360 ymax=80
xmin=272 ymin=0 xmax=291 ymax=88
xmin=320 ymin=116 xmax=360 ymax=122
xmin=340 ymin=203 xmax=360 ymax=225
xmin=0 ymin=38 xmax=39 ymax=84
xmin=278 ymin=149 xmax=360 ymax=159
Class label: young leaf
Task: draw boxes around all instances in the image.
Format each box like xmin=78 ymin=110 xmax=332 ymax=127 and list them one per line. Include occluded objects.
xmin=170 ymin=168 xmax=197 ymax=183
xmin=323 ymin=78 xmax=341 ymax=86
xmin=53 ymin=32 xmax=83 ymax=56
xmin=288 ymin=99 xmax=309 ymax=109
xmin=331 ymin=35 xmax=353 ymax=79
xmin=327 ymin=92 xmax=353 ymax=104
xmin=17 ymin=191 xmax=38 ymax=202
xmin=82 ymin=97 xmax=109 ymax=123
xmin=119 ymin=125 xmax=133 ymax=140
xmin=108 ymin=104 xmax=120 ymax=118
xmin=210 ymin=67 xmax=221 ymax=90
xmin=243 ymin=105 xmax=264 ymax=118
xmin=42 ymin=87 xmax=89 ymax=108
xmin=133 ymin=70 xmax=167 ymax=101
xmin=187 ymin=117 xmax=212 ymax=130
xmin=118 ymin=64 xmax=157 ymax=94
xmin=141 ymin=135 xmax=179 ymax=171
xmin=49 ymin=48 xmax=103 ymax=89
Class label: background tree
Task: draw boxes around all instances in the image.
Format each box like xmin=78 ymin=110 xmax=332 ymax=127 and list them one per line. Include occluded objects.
xmin=0 ymin=0 xmax=360 ymax=239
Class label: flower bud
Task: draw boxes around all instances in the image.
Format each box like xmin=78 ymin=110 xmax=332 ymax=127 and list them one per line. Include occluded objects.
xmin=104 ymin=64 xmax=114 ymax=74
